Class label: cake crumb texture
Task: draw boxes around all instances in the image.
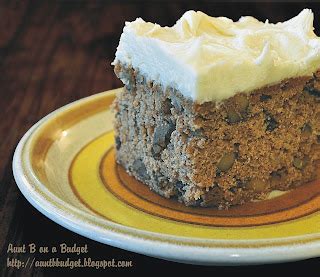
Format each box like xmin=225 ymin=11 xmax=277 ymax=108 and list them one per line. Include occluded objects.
xmin=113 ymin=63 xmax=320 ymax=209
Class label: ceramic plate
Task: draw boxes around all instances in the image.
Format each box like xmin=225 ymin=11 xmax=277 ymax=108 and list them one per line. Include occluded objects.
xmin=13 ymin=89 xmax=320 ymax=265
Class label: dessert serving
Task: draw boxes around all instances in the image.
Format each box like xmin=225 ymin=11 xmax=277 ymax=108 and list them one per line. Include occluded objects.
xmin=112 ymin=9 xmax=320 ymax=209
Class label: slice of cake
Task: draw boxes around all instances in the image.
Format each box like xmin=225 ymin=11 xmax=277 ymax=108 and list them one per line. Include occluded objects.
xmin=112 ymin=9 xmax=320 ymax=209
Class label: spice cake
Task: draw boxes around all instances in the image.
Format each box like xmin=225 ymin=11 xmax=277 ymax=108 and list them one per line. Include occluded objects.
xmin=112 ymin=9 xmax=320 ymax=209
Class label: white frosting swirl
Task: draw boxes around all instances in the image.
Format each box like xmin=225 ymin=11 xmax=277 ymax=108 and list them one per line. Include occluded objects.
xmin=113 ymin=9 xmax=320 ymax=103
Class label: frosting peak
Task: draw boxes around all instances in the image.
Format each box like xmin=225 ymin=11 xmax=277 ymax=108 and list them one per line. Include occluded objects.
xmin=114 ymin=9 xmax=320 ymax=103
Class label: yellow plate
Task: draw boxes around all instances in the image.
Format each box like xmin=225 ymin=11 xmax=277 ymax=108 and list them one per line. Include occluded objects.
xmin=13 ymin=89 xmax=320 ymax=265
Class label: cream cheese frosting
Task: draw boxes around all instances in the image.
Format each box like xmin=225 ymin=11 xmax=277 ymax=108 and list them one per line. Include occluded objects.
xmin=113 ymin=9 xmax=320 ymax=103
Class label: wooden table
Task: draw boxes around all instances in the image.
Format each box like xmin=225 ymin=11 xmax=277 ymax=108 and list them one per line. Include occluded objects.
xmin=1 ymin=1 xmax=320 ymax=275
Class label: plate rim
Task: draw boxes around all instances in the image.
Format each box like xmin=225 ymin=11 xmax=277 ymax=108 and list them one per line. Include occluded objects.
xmin=12 ymin=89 xmax=320 ymax=265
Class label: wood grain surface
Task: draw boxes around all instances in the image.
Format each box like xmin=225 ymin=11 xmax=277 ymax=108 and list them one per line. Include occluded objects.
xmin=1 ymin=1 xmax=320 ymax=276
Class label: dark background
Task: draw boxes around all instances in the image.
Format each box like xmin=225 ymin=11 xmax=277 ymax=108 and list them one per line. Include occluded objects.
xmin=1 ymin=0 xmax=320 ymax=276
